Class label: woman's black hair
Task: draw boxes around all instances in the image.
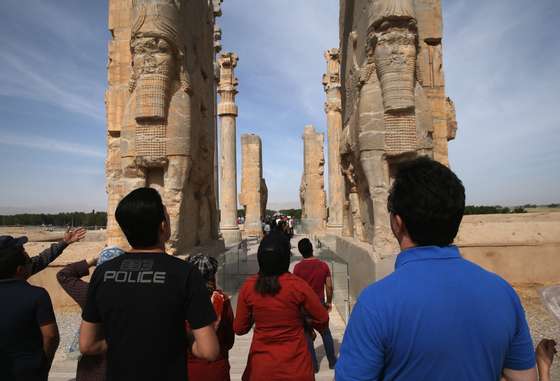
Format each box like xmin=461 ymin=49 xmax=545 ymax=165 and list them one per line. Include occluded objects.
xmin=255 ymin=231 xmax=291 ymax=296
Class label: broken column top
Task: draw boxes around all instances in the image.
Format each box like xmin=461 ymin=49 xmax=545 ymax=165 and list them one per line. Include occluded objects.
xmin=304 ymin=124 xmax=316 ymax=134
xmin=241 ymin=133 xmax=261 ymax=144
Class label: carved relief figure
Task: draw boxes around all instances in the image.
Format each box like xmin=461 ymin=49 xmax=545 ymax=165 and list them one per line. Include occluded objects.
xmin=339 ymin=0 xmax=442 ymax=256
xmin=120 ymin=0 xmax=192 ymax=254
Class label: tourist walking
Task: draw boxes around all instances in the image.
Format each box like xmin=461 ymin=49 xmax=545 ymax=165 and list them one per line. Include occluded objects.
xmin=234 ymin=231 xmax=329 ymax=381
xmin=186 ymin=254 xmax=234 ymax=381
xmin=293 ymin=238 xmax=337 ymax=371
xmin=79 ymin=188 xmax=219 ymax=381
xmin=335 ymin=157 xmax=537 ymax=381
xmin=56 ymin=246 xmax=124 ymax=381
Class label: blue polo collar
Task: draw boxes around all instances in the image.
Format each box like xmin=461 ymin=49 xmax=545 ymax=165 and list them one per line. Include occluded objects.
xmin=395 ymin=245 xmax=461 ymax=269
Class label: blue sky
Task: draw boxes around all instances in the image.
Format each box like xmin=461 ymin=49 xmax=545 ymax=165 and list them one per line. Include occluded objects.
xmin=0 ymin=0 xmax=558 ymax=213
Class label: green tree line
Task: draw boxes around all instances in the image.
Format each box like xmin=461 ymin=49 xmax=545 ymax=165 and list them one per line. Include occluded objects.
xmin=0 ymin=211 xmax=107 ymax=227
xmin=464 ymin=205 xmax=526 ymax=215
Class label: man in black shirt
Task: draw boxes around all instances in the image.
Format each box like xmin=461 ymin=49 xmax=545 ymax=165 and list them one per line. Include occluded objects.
xmin=80 ymin=187 xmax=219 ymax=381
xmin=0 ymin=237 xmax=60 ymax=381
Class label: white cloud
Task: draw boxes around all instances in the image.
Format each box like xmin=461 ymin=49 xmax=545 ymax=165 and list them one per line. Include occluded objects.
xmin=0 ymin=132 xmax=105 ymax=159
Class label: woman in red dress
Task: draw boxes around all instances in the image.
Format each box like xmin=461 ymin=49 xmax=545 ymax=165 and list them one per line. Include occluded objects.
xmin=186 ymin=255 xmax=235 ymax=381
xmin=234 ymin=232 xmax=329 ymax=381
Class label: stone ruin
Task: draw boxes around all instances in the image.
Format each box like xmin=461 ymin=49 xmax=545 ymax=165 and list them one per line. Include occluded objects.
xmin=300 ymin=125 xmax=327 ymax=234
xmin=239 ymin=134 xmax=268 ymax=238
xmin=323 ymin=49 xmax=345 ymax=235
xmin=217 ymin=52 xmax=242 ymax=246
xmin=334 ymin=0 xmax=458 ymax=256
xmin=105 ymin=0 xmax=223 ymax=255
xmin=104 ymin=0 xmax=456 ymax=259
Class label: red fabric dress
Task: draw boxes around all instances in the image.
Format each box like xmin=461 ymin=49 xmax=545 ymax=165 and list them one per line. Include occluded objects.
xmin=187 ymin=290 xmax=235 ymax=381
xmin=234 ymin=273 xmax=329 ymax=381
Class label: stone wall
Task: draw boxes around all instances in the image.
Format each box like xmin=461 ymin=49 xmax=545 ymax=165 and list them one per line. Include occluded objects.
xmin=106 ymin=0 xmax=222 ymax=255
xmin=239 ymin=134 xmax=266 ymax=238
xmin=321 ymin=212 xmax=560 ymax=321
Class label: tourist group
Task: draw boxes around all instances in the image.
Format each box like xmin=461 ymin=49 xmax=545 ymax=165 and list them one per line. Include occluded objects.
xmin=0 ymin=158 xmax=557 ymax=381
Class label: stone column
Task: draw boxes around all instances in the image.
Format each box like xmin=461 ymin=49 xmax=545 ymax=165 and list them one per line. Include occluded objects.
xmin=239 ymin=134 xmax=266 ymax=238
xmin=300 ymin=125 xmax=327 ymax=234
xmin=323 ymin=48 xmax=345 ymax=234
xmin=415 ymin=0 xmax=458 ymax=166
xmin=218 ymin=52 xmax=241 ymax=245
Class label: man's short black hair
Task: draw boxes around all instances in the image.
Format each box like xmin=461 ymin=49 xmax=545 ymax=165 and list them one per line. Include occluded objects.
xmin=0 ymin=247 xmax=26 ymax=279
xmin=115 ymin=187 xmax=165 ymax=249
xmin=298 ymin=238 xmax=313 ymax=258
xmin=387 ymin=156 xmax=465 ymax=247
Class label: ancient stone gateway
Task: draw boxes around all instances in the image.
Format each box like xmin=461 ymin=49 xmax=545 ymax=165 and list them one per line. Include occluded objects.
xmin=239 ymin=134 xmax=267 ymax=239
xmin=336 ymin=0 xmax=457 ymax=258
xmin=106 ymin=0 xmax=222 ymax=255
xmin=300 ymin=125 xmax=327 ymax=235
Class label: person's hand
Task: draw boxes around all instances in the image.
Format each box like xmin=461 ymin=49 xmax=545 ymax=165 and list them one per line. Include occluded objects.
xmin=536 ymin=339 xmax=557 ymax=373
xmin=86 ymin=257 xmax=98 ymax=267
xmin=325 ymin=302 xmax=333 ymax=313
xmin=63 ymin=227 xmax=87 ymax=244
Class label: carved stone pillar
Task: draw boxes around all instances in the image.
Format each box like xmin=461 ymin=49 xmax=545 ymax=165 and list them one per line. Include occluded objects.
xmin=218 ymin=52 xmax=241 ymax=245
xmin=239 ymin=134 xmax=266 ymax=238
xmin=415 ymin=0 xmax=458 ymax=166
xmin=323 ymin=49 xmax=345 ymax=234
xmin=300 ymin=125 xmax=327 ymax=234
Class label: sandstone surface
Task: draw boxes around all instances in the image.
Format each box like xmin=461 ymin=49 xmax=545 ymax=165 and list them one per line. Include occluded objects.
xmin=300 ymin=125 xmax=327 ymax=234
xmin=239 ymin=134 xmax=267 ymax=238
xmin=105 ymin=0 xmax=222 ymax=254
xmin=338 ymin=0 xmax=457 ymax=257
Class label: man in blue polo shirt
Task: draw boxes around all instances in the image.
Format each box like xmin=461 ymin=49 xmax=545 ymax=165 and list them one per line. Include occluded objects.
xmin=336 ymin=157 xmax=537 ymax=381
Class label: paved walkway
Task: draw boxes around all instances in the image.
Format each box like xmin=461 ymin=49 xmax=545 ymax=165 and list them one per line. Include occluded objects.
xmin=49 ymin=236 xmax=345 ymax=381
xmin=223 ymin=236 xmax=344 ymax=381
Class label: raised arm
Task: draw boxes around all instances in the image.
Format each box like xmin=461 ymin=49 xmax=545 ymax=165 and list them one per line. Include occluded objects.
xmin=31 ymin=228 xmax=86 ymax=275
xmin=56 ymin=258 xmax=95 ymax=308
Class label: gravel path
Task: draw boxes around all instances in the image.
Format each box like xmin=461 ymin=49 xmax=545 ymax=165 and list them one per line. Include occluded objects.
xmin=53 ymin=309 xmax=81 ymax=362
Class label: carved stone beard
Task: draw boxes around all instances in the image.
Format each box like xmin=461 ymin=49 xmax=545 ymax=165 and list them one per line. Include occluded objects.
xmin=130 ymin=37 xmax=177 ymax=161
xmin=135 ymin=73 xmax=171 ymax=122
xmin=135 ymin=64 xmax=173 ymax=123
xmin=131 ymin=42 xmax=176 ymax=123
xmin=373 ymin=27 xmax=417 ymax=113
